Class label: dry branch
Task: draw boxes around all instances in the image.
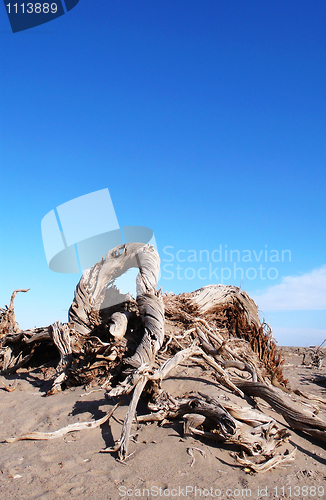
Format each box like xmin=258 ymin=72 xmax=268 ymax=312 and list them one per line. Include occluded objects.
xmin=0 ymin=289 xmax=29 ymax=338
xmin=6 ymin=402 xmax=120 ymax=442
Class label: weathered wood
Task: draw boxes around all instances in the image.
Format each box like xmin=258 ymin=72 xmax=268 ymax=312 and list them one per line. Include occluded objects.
xmin=68 ymin=243 xmax=160 ymax=336
xmin=2 ymin=246 xmax=326 ymax=472
xmin=6 ymin=402 xmax=120 ymax=442
xmin=234 ymin=448 xmax=297 ymax=473
xmin=47 ymin=321 xmax=73 ymax=395
xmin=109 ymin=312 xmax=130 ymax=339
xmin=0 ymin=289 xmax=29 ymax=338
xmin=102 ymin=244 xmax=164 ymax=460
xmin=236 ymin=381 xmax=326 ymax=442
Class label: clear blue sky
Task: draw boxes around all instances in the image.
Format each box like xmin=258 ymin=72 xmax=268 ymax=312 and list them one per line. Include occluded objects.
xmin=1 ymin=0 xmax=325 ymax=346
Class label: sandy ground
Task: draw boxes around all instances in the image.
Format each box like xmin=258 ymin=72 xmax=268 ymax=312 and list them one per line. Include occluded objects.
xmin=1 ymin=347 xmax=326 ymax=500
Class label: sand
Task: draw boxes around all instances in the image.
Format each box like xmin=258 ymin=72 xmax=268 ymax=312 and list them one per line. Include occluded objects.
xmin=1 ymin=347 xmax=326 ymax=500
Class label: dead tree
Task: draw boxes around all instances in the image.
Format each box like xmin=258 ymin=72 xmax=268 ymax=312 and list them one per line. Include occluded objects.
xmin=1 ymin=243 xmax=326 ymax=471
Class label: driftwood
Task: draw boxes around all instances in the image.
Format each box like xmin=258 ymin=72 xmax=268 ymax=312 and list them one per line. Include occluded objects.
xmin=1 ymin=243 xmax=326 ymax=472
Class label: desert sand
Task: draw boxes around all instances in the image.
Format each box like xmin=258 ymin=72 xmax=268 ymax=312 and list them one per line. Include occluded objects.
xmin=0 ymin=347 xmax=326 ymax=500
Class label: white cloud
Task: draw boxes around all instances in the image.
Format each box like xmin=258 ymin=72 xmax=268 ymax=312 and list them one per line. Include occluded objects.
xmin=252 ymin=265 xmax=326 ymax=311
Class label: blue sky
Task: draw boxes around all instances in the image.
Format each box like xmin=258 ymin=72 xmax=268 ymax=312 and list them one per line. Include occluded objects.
xmin=1 ymin=0 xmax=325 ymax=346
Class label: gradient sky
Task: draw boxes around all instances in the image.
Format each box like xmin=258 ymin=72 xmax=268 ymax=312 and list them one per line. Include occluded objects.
xmin=1 ymin=0 xmax=325 ymax=346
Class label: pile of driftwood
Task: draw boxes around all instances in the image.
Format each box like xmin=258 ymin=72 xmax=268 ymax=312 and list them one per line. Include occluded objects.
xmin=1 ymin=243 xmax=326 ymax=473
